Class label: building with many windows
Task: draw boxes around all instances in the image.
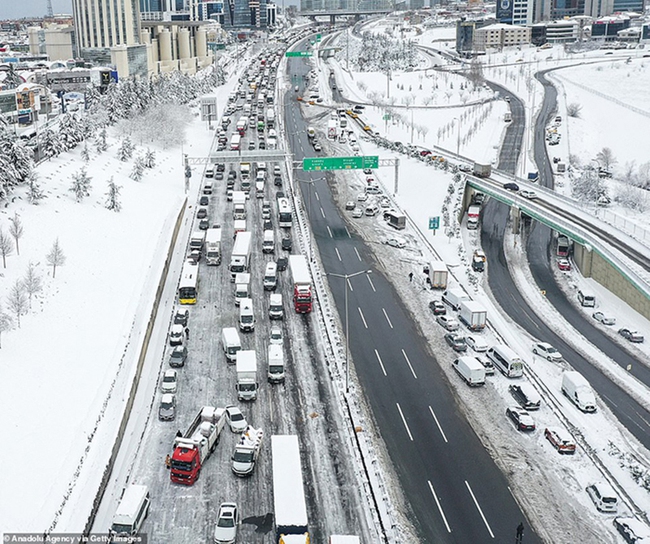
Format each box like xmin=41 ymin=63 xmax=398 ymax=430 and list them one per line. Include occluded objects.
xmin=473 ymin=22 xmax=532 ymax=50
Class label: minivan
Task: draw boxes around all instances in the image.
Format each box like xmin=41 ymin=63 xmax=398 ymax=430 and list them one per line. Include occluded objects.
xmin=578 ymin=289 xmax=596 ymax=307
xmin=203 ymin=181 xmax=213 ymax=195
xmin=262 ymin=230 xmax=275 ymax=253
xmin=365 ymin=204 xmax=379 ymax=217
xmin=586 ymin=482 xmax=618 ymax=513
xmin=264 ymin=262 xmax=278 ymax=291
xmin=110 ymin=485 xmax=150 ymax=539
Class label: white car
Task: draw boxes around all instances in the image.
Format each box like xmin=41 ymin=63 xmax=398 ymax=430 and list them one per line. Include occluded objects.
xmin=169 ymin=324 xmax=185 ymax=346
xmin=592 ymin=311 xmax=616 ymax=326
xmin=225 ymin=405 xmax=248 ymax=433
xmin=520 ymin=189 xmax=538 ymax=199
xmin=532 ymin=342 xmax=563 ymax=361
xmin=436 ymin=315 xmax=460 ymax=331
xmin=384 ymin=237 xmax=406 ymax=248
xmin=352 ymin=208 xmax=363 ymax=218
xmin=466 ymin=335 xmax=489 ymax=352
xmin=357 ymin=193 xmax=368 ymax=202
xmin=214 ymin=502 xmax=239 ymax=544
xmin=379 ymin=197 xmax=391 ymax=208
xmin=270 ymin=327 xmax=283 ymax=345
xmin=161 ymin=369 xmax=178 ymax=394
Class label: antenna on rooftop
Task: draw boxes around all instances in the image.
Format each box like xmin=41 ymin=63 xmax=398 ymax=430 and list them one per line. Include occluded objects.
xmin=46 ymin=0 xmax=54 ymax=17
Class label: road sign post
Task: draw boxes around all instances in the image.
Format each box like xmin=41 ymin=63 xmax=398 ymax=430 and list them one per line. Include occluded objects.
xmin=429 ymin=216 xmax=440 ymax=236
xmin=303 ymin=156 xmax=379 ymax=171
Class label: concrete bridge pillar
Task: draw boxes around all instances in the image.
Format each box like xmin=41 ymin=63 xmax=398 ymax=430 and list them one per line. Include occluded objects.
xmin=510 ymin=205 xmax=520 ymax=234
xmin=573 ymin=242 xmax=593 ymax=278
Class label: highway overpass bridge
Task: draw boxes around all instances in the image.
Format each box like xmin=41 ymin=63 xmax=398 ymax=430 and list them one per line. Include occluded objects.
xmin=300 ymin=8 xmax=393 ymax=24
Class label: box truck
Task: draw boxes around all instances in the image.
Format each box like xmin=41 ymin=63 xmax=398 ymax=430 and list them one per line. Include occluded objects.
xmin=428 ymin=261 xmax=448 ymax=289
xmin=230 ymin=231 xmax=252 ymax=280
xmin=205 ymin=227 xmax=222 ymax=266
xmin=472 ymin=162 xmax=492 ymax=178
xmin=236 ymin=350 xmax=258 ymax=400
xmin=234 ymin=273 xmax=251 ymax=305
xmin=233 ymin=191 xmax=247 ymax=220
xmin=289 ymin=255 xmax=312 ymax=313
xmin=458 ymin=300 xmax=487 ymax=331
xmin=442 ymin=288 xmax=470 ymax=311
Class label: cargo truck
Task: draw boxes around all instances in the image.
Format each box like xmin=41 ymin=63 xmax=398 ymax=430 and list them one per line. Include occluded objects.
xmin=189 ymin=230 xmax=206 ymax=253
xmin=234 ymin=273 xmax=251 ymax=305
xmin=266 ymin=108 xmax=276 ymax=127
xmin=236 ymin=350 xmax=258 ymax=400
xmin=273 ymin=435 xmax=309 ymax=542
xmin=557 ymin=235 xmax=570 ymax=257
xmin=385 ymin=210 xmax=406 ymax=230
xmin=428 ymin=261 xmax=448 ymax=289
xmin=472 ymin=162 xmax=492 ymax=178
xmin=458 ymin=300 xmax=487 ymax=330
xmin=205 ymin=227 xmax=222 ymax=266
xmin=289 ymin=255 xmax=312 ymax=313
xmin=233 ymin=191 xmax=246 ymax=220
xmin=231 ymin=425 xmax=264 ymax=476
xmin=170 ymin=406 xmax=226 ymax=485
xmin=230 ymin=231 xmax=252 ymax=280
xmin=240 ymin=162 xmax=251 ymax=180
xmin=467 ymin=205 xmax=481 ymax=230
xmin=327 ymin=119 xmax=337 ymax=140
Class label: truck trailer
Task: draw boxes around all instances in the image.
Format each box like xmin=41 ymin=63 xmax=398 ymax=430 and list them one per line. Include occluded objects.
xmin=230 ymin=231 xmax=252 ymax=281
xmin=289 ymin=255 xmax=312 ymax=314
xmin=428 ymin=261 xmax=448 ymax=289
xmin=458 ymin=300 xmax=487 ymax=331
xmin=205 ymin=227 xmax=222 ymax=266
xmin=236 ymin=350 xmax=258 ymax=400
xmin=472 ymin=162 xmax=492 ymax=178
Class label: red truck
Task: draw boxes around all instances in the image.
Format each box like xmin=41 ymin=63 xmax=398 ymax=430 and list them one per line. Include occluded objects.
xmin=170 ymin=406 xmax=225 ymax=485
xmin=289 ymin=255 xmax=312 ymax=313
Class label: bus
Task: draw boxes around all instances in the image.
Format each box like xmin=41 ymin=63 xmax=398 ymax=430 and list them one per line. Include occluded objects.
xmin=230 ymin=134 xmax=241 ymax=151
xmin=486 ymin=344 xmax=523 ymax=378
xmin=178 ymin=261 xmax=199 ymax=304
xmin=277 ymin=197 xmax=292 ymax=228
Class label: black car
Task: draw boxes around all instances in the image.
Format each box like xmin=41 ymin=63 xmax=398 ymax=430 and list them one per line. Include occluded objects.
xmin=282 ymin=236 xmax=292 ymax=251
xmin=169 ymin=345 xmax=187 ymax=368
xmin=199 ymin=196 xmax=209 ymax=206
xmin=216 ymin=162 xmax=225 ymax=172
xmin=503 ymin=182 xmax=519 ymax=191
xmin=215 ymin=171 xmax=224 ymax=181
xmin=228 ymin=171 xmax=237 ymax=181
xmin=174 ymin=308 xmax=189 ymax=326
xmin=263 ymin=219 xmax=273 ymax=231
xmin=259 ymin=140 xmax=266 ymax=149
xmin=197 ymin=207 xmax=208 ymax=219
xmin=274 ymin=176 xmax=282 ymax=186
xmin=429 ymin=300 xmax=446 ymax=316
xmin=277 ymin=257 xmax=288 ymax=271
xmin=199 ymin=219 xmax=210 ymax=230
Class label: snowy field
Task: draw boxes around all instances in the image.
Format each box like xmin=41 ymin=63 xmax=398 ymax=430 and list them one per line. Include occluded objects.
xmin=2 ymin=16 xmax=650 ymax=541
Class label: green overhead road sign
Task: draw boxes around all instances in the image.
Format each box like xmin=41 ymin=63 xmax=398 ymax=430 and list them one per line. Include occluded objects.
xmin=316 ymin=34 xmax=322 ymax=42
xmin=286 ymin=51 xmax=313 ymax=57
xmin=303 ymin=156 xmax=379 ymax=171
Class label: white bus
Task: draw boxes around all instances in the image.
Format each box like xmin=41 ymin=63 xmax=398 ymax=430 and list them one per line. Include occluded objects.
xmin=277 ymin=197 xmax=292 ymax=229
xmin=230 ymin=134 xmax=241 ymax=151
xmin=486 ymin=344 xmax=524 ymax=378
xmin=178 ymin=261 xmax=199 ymax=304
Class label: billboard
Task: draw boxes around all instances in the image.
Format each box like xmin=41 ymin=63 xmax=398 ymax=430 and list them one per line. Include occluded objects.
xmin=496 ymin=0 xmax=514 ymax=22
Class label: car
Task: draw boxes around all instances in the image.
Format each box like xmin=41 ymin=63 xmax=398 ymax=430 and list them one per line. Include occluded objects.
xmin=215 ymin=171 xmax=224 ymax=181
xmin=466 ymin=335 xmax=488 ymax=352
xmin=216 ymin=163 xmax=225 ymax=172
xmin=352 ymin=207 xmax=363 ymax=218
xmin=444 ymin=333 xmax=467 ymax=352
xmin=199 ymin=196 xmax=209 ymax=206
xmin=248 ymin=141 xmax=256 ymax=150
xmin=281 ymin=237 xmax=292 ymax=251
xmin=174 ymin=308 xmax=189 ymax=327
xmin=270 ymin=326 xmax=283 ymax=345
xmin=503 ymin=182 xmax=519 ymax=191
xmin=274 ymin=176 xmax=282 ymax=186
xmin=197 ymin=208 xmax=208 ymax=219
xmin=613 ymin=517 xmax=650 ymax=543
xmin=475 ymin=355 xmax=495 ymax=375
xmin=158 ymin=393 xmax=177 ymax=421
xmin=544 ymin=427 xmax=576 ymax=454
xmin=213 ymin=502 xmax=239 ymax=544
xmin=353 ymin=104 xmax=365 ymax=111
xmin=379 ymin=197 xmax=391 ymax=208
xmin=505 ymin=406 xmax=535 ymax=431
xmin=225 ymin=405 xmax=248 ymax=433
xmin=436 ymin=315 xmax=460 ymax=331
xmin=258 ymin=140 xmax=266 ymax=149
xmin=420 ymin=150 xmax=432 ymax=157
xmin=384 ymin=237 xmax=406 ymax=248
xmin=228 ymin=171 xmax=237 ymax=181
xmin=345 ymin=201 xmax=356 ymax=211
xmin=199 ymin=219 xmax=210 ymax=230
xmin=365 ymin=204 xmax=379 ymax=217
xmin=313 ymin=142 xmax=322 ymax=152
xmin=357 ymin=193 xmax=368 ymax=202
xmin=618 ymin=328 xmax=644 ymax=343
xmin=276 ymin=257 xmax=288 ymax=271
xmin=459 ymin=164 xmax=472 ymax=173
xmin=263 ymin=219 xmax=273 ymax=231
xmin=169 ymin=345 xmax=187 ymax=368
xmin=429 ymin=300 xmax=446 ymax=316
xmin=557 ymin=258 xmax=571 ymax=271
xmin=169 ymin=324 xmax=185 ymax=346
xmin=520 ymin=189 xmax=537 ymax=199
xmin=363 ymin=168 xmax=373 ymax=175
xmin=532 ymin=342 xmax=563 ymax=361
xmin=161 ymin=369 xmax=178 ymax=393
xmin=592 ymin=311 xmax=616 ymax=326
xmin=366 ymin=185 xmax=382 ymax=195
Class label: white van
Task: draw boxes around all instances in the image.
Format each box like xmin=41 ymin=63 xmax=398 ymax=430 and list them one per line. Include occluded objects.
xmin=452 ymin=356 xmax=485 ymax=386
xmin=577 ymin=289 xmax=596 ymax=307
xmin=486 ymin=344 xmax=524 ymax=378
xmin=203 ymin=181 xmax=213 ymax=195
xmin=234 ymin=273 xmax=251 ymax=305
xmin=561 ymin=371 xmax=597 ymax=412
xmin=256 ymin=180 xmax=265 ymax=198
xmin=110 ymin=485 xmax=150 ymax=539
xmin=221 ymin=327 xmax=242 ymax=363
xmin=262 ymin=230 xmax=275 ymax=253
xmin=442 ymin=288 xmax=470 ymax=311
xmin=365 ymin=203 xmax=379 ymax=217
xmin=269 ymin=293 xmax=283 ymax=320
xmin=267 ymin=343 xmax=285 ymax=383
xmin=263 ymin=261 xmax=278 ymax=291
xmin=586 ymin=482 xmax=618 ymax=513
xmin=239 ymin=298 xmax=255 ymax=332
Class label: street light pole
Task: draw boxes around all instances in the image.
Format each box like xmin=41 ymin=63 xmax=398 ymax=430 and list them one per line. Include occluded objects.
xmin=453 ymin=116 xmax=461 ymax=156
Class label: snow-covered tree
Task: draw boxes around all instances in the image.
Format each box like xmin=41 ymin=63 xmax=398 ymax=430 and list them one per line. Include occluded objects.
xmin=117 ymin=137 xmax=134 ymax=161
xmin=81 ymin=142 xmax=91 ymax=162
xmin=58 ymin=113 xmax=85 ymax=151
xmin=40 ymin=128 xmax=62 ymax=160
xmin=8 ymin=212 xmax=24 ymax=255
xmin=130 ymin=156 xmax=145 ymax=181
xmin=26 ymin=171 xmax=46 ymax=204
xmin=572 ymin=166 xmax=604 ymax=203
xmin=0 ymin=303 xmax=12 ymax=348
xmin=95 ymin=128 xmax=108 ymax=154
xmin=144 ymin=148 xmax=156 ymax=168
xmin=23 ymin=261 xmax=42 ymax=307
xmin=7 ymin=279 xmax=28 ymax=327
xmin=567 ymin=103 xmax=582 ymax=118
xmin=596 ymin=147 xmax=617 ymax=172
xmin=70 ymin=167 xmax=92 ymax=202
xmin=46 ymin=238 xmax=66 ymax=278
xmin=0 ymin=228 xmax=13 ymax=268
xmin=105 ymin=178 xmax=122 ymax=212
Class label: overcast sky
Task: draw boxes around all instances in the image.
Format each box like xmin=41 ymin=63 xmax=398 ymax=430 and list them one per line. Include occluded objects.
xmin=2 ymin=0 xmax=73 ymax=19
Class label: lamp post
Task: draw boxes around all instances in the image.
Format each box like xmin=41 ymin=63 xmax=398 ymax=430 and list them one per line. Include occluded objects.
xmin=328 ymin=269 xmax=372 ymax=394
xmin=298 ymin=176 xmax=325 ymax=261
xmin=453 ymin=116 xmax=461 ymax=156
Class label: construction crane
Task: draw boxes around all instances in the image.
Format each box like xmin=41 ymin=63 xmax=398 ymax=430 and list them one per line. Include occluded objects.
xmin=46 ymin=0 xmax=54 ymax=17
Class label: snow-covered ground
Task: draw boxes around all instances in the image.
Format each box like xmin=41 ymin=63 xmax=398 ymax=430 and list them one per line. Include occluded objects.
xmin=2 ymin=16 xmax=650 ymax=541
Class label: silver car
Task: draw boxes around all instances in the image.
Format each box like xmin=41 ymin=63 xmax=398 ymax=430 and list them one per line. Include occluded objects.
xmin=158 ymin=393 xmax=176 ymax=421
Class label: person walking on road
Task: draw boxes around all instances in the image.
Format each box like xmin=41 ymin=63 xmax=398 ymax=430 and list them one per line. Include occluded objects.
xmin=409 ymin=272 xmax=413 ymax=282
xmin=165 ymin=454 xmax=171 ymax=469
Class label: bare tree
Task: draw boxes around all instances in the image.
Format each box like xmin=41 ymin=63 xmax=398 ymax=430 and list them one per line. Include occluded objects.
xmin=8 ymin=212 xmax=24 ymax=255
xmin=46 ymin=238 xmax=66 ymax=278
xmin=596 ymin=147 xmax=617 ymax=172
xmin=23 ymin=261 xmax=43 ymax=307
xmin=0 ymin=228 xmax=13 ymax=268
xmin=0 ymin=303 xmax=12 ymax=348
xmin=467 ymin=58 xmax=484 ymax=89
xmin=7 ymin=280 xmax=28 ymax=327
xmin=567 ymin=103 xmax=582 ymax=118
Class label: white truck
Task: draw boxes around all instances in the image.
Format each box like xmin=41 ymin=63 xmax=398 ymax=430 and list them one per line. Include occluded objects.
xmin=109 ymin=485 xmax=150 ymax=539
xmin=562 ymin=371 xmax=597 ymax=413
xmin=205 ymin=227 xmax=222 ymax=266
xmin=267 ymin=343 xmax=285 ymax=383
xmin=467 ymin=205 xmax=481 ymax=230
xmin=234 ymin=273 xmax=251 ymax=305
xmin=230 ymin=231 xmax=252 ymax=281
xmin=452 ymin=356 xmax=486 ymax=386
xmin=236 ymin=349 xmax=257 ymax=400
xmin=221 ymin=327 xmax=241 ymax=363
xmin=233 ymin=191 xmax=247 ymax=220
xmin=231 ymin=425 xmax=264 ymax=476
xmin=428 ymin=261 xmax=448 ymax=289
xmin=289 ymin=255 xmax=312 ymax=314
xmin=307 ymin=126 xmax=316 ymax=139
xmin=266 ymin=107 xmax=276 ymax=127
xmin=170 ymin=406 xmax=226 ymax=485
xmin=442 ymin=288 xmax=470 ymax=311
xmin=458 ymin=300 xmax=487 ymax=331
xmin=189 ymin=230 xmax=206 ymax=253
xmin=240 ymin=162 xmax=251 ymax=193
xmin=263 ymin=229 xmax=275 ymax=253
xmin=327 ymin=118 xmax=337 ymax=140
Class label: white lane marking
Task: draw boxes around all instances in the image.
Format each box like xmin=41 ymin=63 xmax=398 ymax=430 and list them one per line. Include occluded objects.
xmin=465 ymin=481 xmax=495 ymax=539
xmin=396 ymin=403 xmax=414 ymax=441
xmin=346 ymin=277 xmax=353 ymax=292
xmin=354 ymin=247 xmax=362 ymax=261
xmin=357 ymin=307 xmax=368 ymax=328
xmin=345 ymin=226 xmax=351 ymax=238
xmin=382 ymin=308 xmax=393 ymax=329
xmin=314 ymin=191 xmax=320 ymax=201
xmin=320 ymin=207 xmax=325 ymax=218
xmin=327 ymin=226 xmax=333 ymax=238
xmin=335 ymin=248 xmax=342 ymax=262
xmin=374 ymin=349 xmax=387 ymax=376
xmin=402 ymin=349 xmax=418 ymax=379
xmin=428 ymin=481 xmax=452 ymax=533
xmin=366 ymin=275 xmax=376 ymax=292
xmin=429 ymin=406 xmax=449 ymax=443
